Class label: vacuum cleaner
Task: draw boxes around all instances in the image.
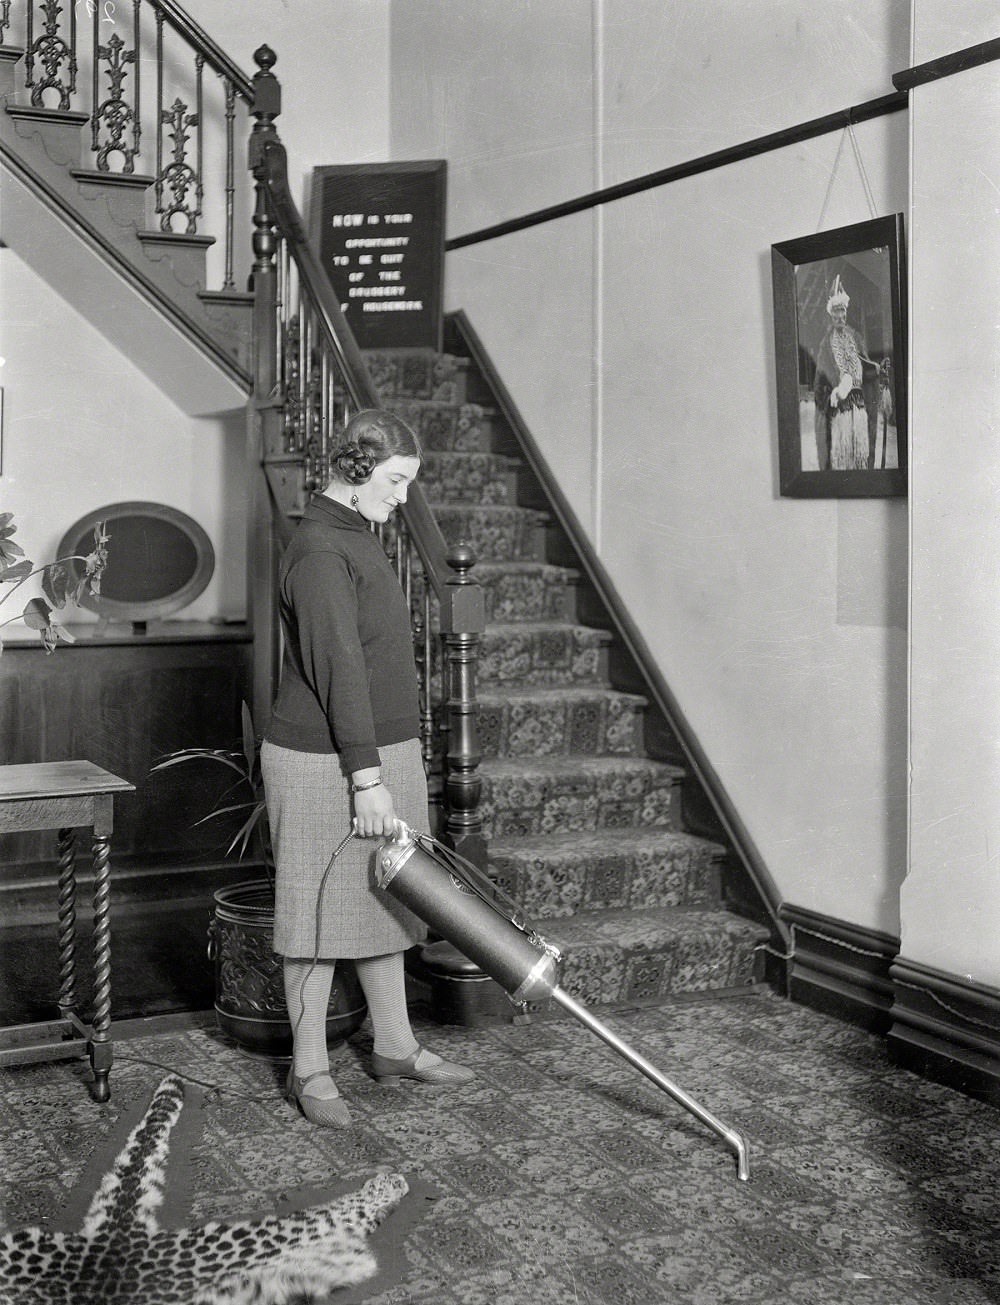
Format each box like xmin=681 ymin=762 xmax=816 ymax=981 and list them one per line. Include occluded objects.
xmin=377 ymin=823 xmax=750 ymax=1181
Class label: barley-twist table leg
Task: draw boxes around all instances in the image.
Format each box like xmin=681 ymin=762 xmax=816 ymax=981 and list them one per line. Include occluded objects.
xmin=56 ymin=828 xmax=78 ymax=1022
xmin=90 ymin=833 xmax=113 ymax=1102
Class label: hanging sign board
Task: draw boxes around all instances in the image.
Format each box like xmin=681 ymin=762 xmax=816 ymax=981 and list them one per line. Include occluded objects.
xmin=309 ymin=160 xmax=447 ymax=351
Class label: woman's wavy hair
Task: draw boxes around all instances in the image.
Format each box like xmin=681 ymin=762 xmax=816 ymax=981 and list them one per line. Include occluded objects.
xmin=329 ymin=408 xmax=421 ymax=485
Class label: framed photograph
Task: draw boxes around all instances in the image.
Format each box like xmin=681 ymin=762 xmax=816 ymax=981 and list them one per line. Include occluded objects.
xmin=771 ymin=214 xmax=906 ymax=497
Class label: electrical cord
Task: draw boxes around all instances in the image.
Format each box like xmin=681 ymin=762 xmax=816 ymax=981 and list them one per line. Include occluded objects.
xmin=290 ymin=826 xmax=358 ymax=1051
xmin=114 ymin=826 xmax=359 ymax=1104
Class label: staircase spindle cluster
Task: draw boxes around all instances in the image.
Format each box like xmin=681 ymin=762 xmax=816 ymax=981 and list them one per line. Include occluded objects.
xmin=7 ymin=0 xmax=252 ymax=289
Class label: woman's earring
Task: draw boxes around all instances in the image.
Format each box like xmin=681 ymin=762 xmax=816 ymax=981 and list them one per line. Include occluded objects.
xmin=350 ymin=493 xmax=359 ymax=508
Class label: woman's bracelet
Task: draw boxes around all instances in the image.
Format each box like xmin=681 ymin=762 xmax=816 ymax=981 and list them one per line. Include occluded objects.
xmin=350 ymin=777 xmax=383 ymax=794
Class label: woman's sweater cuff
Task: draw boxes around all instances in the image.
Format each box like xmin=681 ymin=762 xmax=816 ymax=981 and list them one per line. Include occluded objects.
xmin=343 ymin=744 xmax=381 ymax=774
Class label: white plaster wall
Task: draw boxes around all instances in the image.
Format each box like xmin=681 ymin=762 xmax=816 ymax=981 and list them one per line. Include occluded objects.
xmin=391 ymin=0 xmax=599 ymax=534
xmin=389 ymin=0 xmax=912 ymax=933
xmin=905 ymin=4 xmax=1000 ymax=984
xmin=0 ymin=250 xmax=244 ymax=626
xmin=185 ymin=0 xmax=392 ymax=212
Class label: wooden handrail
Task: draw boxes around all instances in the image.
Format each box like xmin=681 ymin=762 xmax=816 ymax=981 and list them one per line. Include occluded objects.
xmin=445 ymin=36 xmax=1000 ymax=253
xmin=445 ymin=90 xmax=907 ymax=251
xmin=147 ymin=0 xmax=254 ymax=101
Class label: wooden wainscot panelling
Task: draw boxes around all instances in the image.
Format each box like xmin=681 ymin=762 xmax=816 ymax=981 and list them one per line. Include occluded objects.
xmin=780 ymin=904 xmax=899 ymax=1033
xmin=889 ymin=958 xmax=1000 ymax=1107
xmin=0 ymin=623 xmax=256 ymax=920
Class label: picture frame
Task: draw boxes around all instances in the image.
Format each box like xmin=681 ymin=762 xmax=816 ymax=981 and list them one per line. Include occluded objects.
xmin=771 ymin=214 xmax=907 ymax=498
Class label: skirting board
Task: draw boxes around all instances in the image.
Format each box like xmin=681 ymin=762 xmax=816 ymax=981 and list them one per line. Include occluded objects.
xmin=779 ymin=904 xmax=898 ymax=1034
xmin=888 ymin=957 xmax=1000 ymax=1107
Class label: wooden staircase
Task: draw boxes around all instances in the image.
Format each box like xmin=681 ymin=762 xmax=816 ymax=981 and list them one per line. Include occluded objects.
xmin=367 ymin=340 xmax=770 ymax=1014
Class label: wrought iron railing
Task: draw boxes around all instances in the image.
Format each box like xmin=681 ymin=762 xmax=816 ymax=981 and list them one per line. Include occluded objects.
xmin=4 ymin=0 xmax=253 ymax=292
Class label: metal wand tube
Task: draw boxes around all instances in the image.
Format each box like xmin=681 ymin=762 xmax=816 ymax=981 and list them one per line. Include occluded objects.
xmin=550 ymin=985 xmax=750 ymax=1182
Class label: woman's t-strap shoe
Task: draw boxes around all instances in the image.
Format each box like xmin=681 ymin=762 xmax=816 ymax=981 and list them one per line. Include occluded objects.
xmin=371 ymin=1046 xmax=474 ymax=1086
xmin=285 ymin=1069 xmax=352 ymax=1127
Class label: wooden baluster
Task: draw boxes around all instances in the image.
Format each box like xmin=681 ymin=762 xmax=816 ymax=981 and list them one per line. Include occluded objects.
xmin=222 ymin=76 xmax=236 ymax=287
xmin=154 ymin=7 xmax=163 ymax=213
xmin=248 ymin=43 xmax=283 ymax=726
xmin=441 ymin=543 xmax=485 ymax=868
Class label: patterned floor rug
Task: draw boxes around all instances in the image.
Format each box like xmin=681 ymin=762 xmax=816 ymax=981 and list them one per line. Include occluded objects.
xmin=1 ymin=990 xmax=999 ymax=1304
xmin=0 ymin=1074 xmax=420 ymax=1304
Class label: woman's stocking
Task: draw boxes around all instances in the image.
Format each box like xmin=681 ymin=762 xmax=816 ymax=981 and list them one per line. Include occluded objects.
xmin=354 ymin=951 xmax=420 ymax=1060
xmin=283 ymin=958 xmax=339 ymax=1093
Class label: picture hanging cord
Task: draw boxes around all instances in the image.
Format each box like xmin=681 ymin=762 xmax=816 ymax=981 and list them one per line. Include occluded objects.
xmin=815 ymin=121 xmax=880 ymax=232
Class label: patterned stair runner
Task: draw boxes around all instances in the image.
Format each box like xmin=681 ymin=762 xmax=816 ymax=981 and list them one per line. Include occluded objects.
xmin=368 ymin=348 xmax=767 ymax=1010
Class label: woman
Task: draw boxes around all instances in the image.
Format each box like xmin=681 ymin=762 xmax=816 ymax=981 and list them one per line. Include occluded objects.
xmin=261 ymin=408 xmax=472 ymax=1128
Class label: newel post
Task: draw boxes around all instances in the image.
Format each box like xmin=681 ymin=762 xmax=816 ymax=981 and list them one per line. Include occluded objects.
xmin=246 ymin=44 xmax=282 ymax=730
xmin=440 ymin=543 xmax=487 ymax=869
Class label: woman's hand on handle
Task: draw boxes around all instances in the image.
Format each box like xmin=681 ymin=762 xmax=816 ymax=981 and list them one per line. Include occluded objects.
xmin=352 ymin=780 xmax=397 ymax=838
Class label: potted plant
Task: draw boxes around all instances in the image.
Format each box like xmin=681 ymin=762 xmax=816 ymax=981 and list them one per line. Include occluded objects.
xmin=151 ymin=703 xmax=366 ymax=1057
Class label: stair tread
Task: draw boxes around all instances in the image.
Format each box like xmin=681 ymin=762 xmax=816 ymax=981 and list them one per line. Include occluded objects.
xmin=546 ymin=903 xmax=768 ymax=945
xmin=391 ymin=394 xmax=498 ymax=412
xmin=432 ymin=502 xmax=545 ymax=518
xmin=478 ymin=684 xmax=647 ymax=706
xmin=482 ymin=620 xmax=612 ymax=642
xmin=423 ymin=450 xmax=519 ymax=466
xmin=474 ymin=559 xmax=578 ymax=577
xmin=480 ymin=754 xmax=685 ymax=781
xmin=490 ymin=826 xmax=725 ymax=858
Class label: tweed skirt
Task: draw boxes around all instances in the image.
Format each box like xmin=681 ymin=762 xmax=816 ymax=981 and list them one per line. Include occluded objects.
xmin=261 ymin=737 xmax=429 ymax=960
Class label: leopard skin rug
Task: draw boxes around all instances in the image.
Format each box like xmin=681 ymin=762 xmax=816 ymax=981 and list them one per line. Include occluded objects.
xmin=0 ymin=1075 xmax=408 ymax=1304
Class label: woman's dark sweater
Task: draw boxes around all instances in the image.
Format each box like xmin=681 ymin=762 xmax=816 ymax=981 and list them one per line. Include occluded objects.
xmin=264 ymin=495 xmax=420 ymax=772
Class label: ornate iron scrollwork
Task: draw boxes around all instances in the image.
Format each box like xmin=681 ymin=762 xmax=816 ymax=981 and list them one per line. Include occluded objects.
xmin=26 ymin=0 xmax=77 ymax=110
xmin=93 ymin=23 xmax=140 ymax=173
xmin=158 ymin=95 xmax=201 ymax=232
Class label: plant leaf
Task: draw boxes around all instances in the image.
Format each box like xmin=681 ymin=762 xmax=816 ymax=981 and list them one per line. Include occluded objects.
xmin=226 ymin=801 xmax=267 ymax=858
xmin=22 ymin=597 xmax=53 ymax=630
xmin=43 ymin=562 xmax=71 ymax=609
xmin=1 ymin=560 xmax=32 ymax=582
xmin=150 ymin=750 xmax=246 ymax=777
xmin=240 ymin=701 xmax=256 ymax=776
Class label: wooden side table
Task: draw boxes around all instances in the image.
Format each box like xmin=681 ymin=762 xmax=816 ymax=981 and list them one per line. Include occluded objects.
xmin=0 ymin=761 xmax=135 ymax=1101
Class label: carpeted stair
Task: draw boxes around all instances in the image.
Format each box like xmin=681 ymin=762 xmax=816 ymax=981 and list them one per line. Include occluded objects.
xmin=366 ymin=344 xmax=768 ymax=1013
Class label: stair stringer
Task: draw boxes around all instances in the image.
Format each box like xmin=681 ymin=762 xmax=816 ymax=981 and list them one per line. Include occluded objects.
xmin=0 ymin=50 xmax=251 ymax=415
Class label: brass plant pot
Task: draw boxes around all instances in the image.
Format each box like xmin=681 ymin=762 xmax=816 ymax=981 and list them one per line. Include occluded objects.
xmin=209 ymin=880 xmax=367 ymax=1057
